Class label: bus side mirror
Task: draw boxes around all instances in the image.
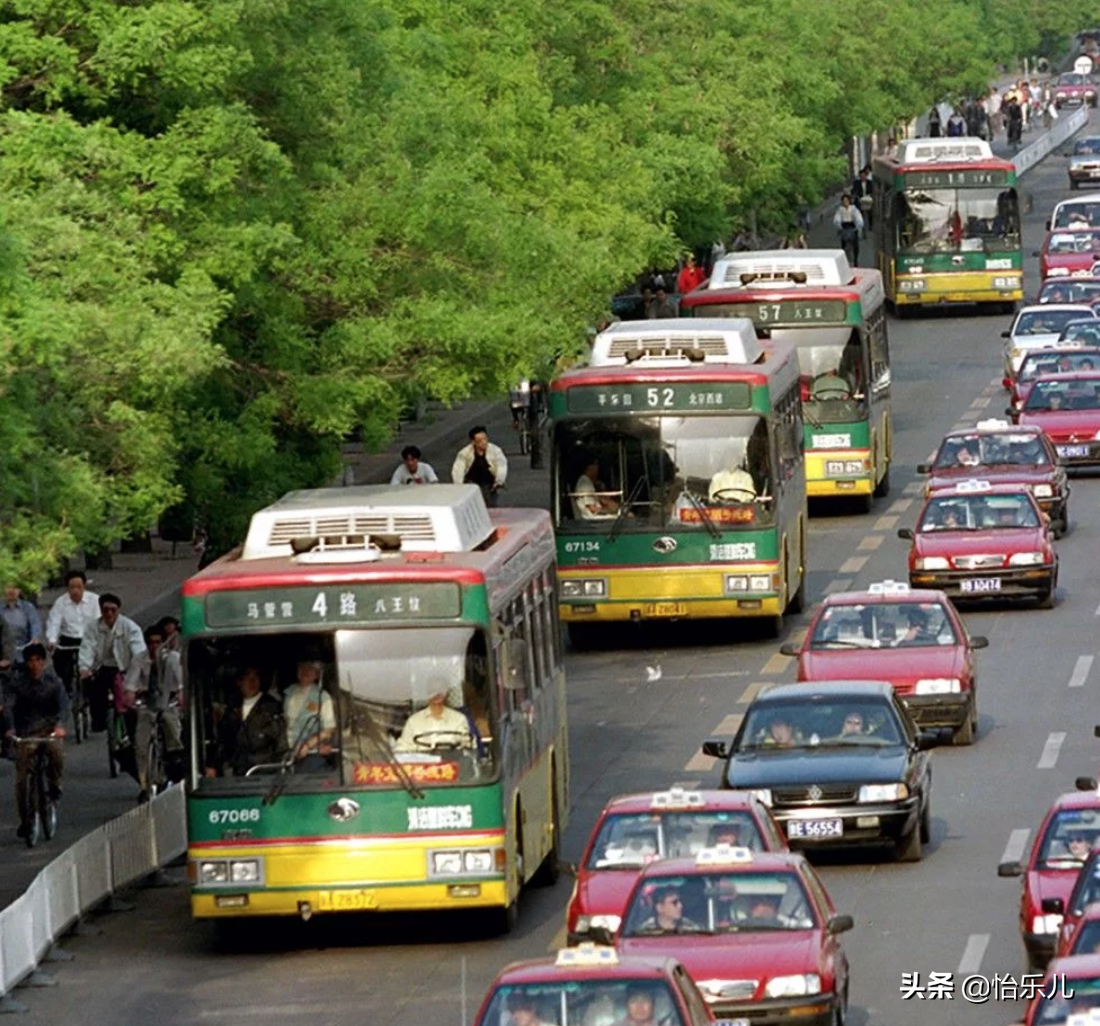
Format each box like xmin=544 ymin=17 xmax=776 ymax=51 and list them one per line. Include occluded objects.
xmin=897 ymin=528 xmax=914 ymax=540
xmin=970 ymin=636 xmax=989 ymax=650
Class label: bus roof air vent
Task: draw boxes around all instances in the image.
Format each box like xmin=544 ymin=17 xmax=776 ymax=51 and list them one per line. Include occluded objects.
xmin=711 ymin=250 xmax=853 ymax=289
xmin=241 ymin=485 xmax=494 ymax=560
xmin=895 ymin=137 xmax=994 ymax=163
xmin=590 ymin=319 xmax=763 ymax=366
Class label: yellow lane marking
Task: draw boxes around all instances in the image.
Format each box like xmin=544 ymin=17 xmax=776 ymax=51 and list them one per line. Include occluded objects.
xmin=683 ymin=751 xmax=716 ymax=772
xmin=714 ymin=713 xmax=744 ymax=736
xmin=839 ymin=555 xmax=869 ymax=574
xmin=761 ymin=652 xmax=790 ymax=675
xmin=737 ymin=680 xmax=767 ymax=704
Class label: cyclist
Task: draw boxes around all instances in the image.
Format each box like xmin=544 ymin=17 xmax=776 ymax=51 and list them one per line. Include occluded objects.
xmin=451 ymin=426 xmax=508 ymax=507
xmin=130 ymin=624 xmax=185 ymax=802
xmin=45 ymin=570 xmax=100 ymax=709
xmin=1 ymin=585 xmax=41 ymax=667
xmin=77 ymin=593 xmax=146 ymax=735
xmin=4 ymin=644 xmax=68 ymax=840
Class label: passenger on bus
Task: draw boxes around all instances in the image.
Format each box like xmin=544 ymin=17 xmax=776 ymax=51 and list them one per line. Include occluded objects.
xmin=284 ymin=660 xmax=336 ymax=765
xmin=209 ymin=666 xmax=288 ymax=777
xmin=573 ymin=455 xmax=621 ymax=519
xmin=395 ymin=683 xmax=472 ymax=751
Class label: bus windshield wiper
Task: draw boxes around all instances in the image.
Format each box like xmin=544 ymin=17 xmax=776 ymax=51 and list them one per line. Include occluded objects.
xmin=682 ymin=489 xmax=721 ymax=539
xmin=352 ymin=691 xmax=424 ymax=801
xmin=608 ymin=477 xmax=648 ymax=541
xmin=263 ymin=714 xmax=319 ymax=806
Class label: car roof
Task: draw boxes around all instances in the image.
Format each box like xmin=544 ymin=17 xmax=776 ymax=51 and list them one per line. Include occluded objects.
xmin=924 ymin=480 xmax=1040 ymax=496
xmin=1051 ymin=791 xmax=1100 ymax=812
xmin=819 ymin=587 xmax=950 ymax=606
xmin=1017 ymin=304 xmax=1097 ymax=314
xmin=939 ymin=422 xmax=1044 ymax=437
xmin=636 ymin=851 xmax=805 ymax=878
xmin=1042 ymin=277 xmax=1100 ymax=286
xmin=1029 ymin=371 xmax=1100 ymax=383
xmin=489 ymin=953 xmax=680 ymax=986
xmin=751 ymin=680 xmax=895 ymax=701
xmin=600 ymin=789 xmax=763 ymax=815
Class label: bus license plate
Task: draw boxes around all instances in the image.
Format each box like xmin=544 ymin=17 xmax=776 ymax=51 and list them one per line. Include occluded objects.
xmin=644 ymin=602 xmax=687 ymax=617
xmin=788 ymin=819 xmax=843 ymax=839
xmin=960 ymin=578 xmax=1001 ymax=593
xmin=1057 ymin=444 xmax=1090 ymax=458
xmin=317 ymin=890 xmax=377 ymax=912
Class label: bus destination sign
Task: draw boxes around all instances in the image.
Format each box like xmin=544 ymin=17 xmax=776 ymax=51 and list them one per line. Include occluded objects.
xmin=696 ymin=299 xmax=849 ymax=326
xmin=903 ymin=168 xmax=1011 ymax=188
xmin=205 ymin=583 xmax=462 ymax=628
xmin=566 ymin=381 xmax=752 ymax=414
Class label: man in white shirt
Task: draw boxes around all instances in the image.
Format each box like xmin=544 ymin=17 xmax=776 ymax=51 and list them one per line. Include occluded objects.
xmin=283 ymin=660 xmax=336 ymax=768
xmin=451 ymin=426 xmax=508 ymax=506
xmin=396 ymin=686 xmax=472 ymax=752
xmin=78 ymin=593 xmax=147 ymax=737
xmin=572 ymin=456 xmax=620 ymax=519
xmin=45 ymin=570 xmax=100 ymax=697
xmin=390 ymin=445 xmax=439 ymax=486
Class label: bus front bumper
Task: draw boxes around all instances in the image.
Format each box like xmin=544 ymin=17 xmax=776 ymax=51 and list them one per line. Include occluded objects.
xmin=895 ymin=275 xmax=1023 ymax=305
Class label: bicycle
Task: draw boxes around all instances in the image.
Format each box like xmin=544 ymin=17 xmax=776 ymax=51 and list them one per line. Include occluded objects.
xmin=13 ymin=735 xmax=62 ymax=848
xmin=54 ymin=645 xmax=90 ymax=745
xmin=134 ymin=700 xmax=170 ymax=802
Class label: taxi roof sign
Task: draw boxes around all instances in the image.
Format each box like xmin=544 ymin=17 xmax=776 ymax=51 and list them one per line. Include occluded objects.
xmin=555 ymin=944 xmax=619 ymax=967
xmin=696 ymin=844 xmax=753 ymax=866
xmin=867 ymin=580 xmax=910 ymax=595
xmin=651 ymin=787 xmax=706 ymax=810
xmin=975 ymin=418 xmax=1010 ymax=431
xmin=954 ymin=479 xmax=993 ymax=493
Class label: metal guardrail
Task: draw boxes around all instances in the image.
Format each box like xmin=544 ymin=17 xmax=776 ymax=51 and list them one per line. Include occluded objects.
xmin=0 ymin=784 xmax=185 ymax=1013
xmin=1013 ymin=104 xmax=1090 ymax=176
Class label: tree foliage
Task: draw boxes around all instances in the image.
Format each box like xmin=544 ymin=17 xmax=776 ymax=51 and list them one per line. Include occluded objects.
xmin=0 ymin=0 xmax=1091 ymax=578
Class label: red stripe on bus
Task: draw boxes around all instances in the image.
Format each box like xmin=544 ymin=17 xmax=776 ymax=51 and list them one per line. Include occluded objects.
xmin=189 ymin=828 xmax=507 ymax=849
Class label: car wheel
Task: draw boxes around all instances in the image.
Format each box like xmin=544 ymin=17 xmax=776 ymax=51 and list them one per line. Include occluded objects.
xmin=920 ymin=797 xmax=932 ymax=844
xmin=952 ymin=695 xmax=977 ymax=746
xmin=1037 ymin=584 xmax=1056 ymax=610
xmin=1071 ymin=180 xmax=1080 ymax=191
xmin=895 ymin=821 xmax=923 ymax=862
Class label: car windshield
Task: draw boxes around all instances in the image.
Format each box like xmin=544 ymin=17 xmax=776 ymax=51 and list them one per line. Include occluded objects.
xmin=554 ymin=414 xmax=778 ymax=531
xmin=1025 ymin=379 xmax=1100 ymax=411
xmin=189 ymin=626 xmax=498 ymax=792
xmin=1060 ymin=325 xmax=1100 ymax=345
xmin=918 ymin=493 xmax=1040 ymax=530
xmin=1034 ymin=977 xmax=1100 ymax=1023
xmin=895 ymin=186 xmax=1020 ymax=254
xmin=1047 ymin=231 xmax=1100 ymax=255
xmin=1061 ymin=74 xmax=1092 ymax=85
xmin=1039 ymin=281 xmax=1100 ymax=304
xmin=809 ymin=601 xmax=958 ymax=649
xmin=1016 ymin=309 xmax=1095 ymax=335
xmin=621 ymin=870 xmax=816 ymax=936
xmin=1074 ymin=138 xmax=1100 ymax=155
xmin=737 ymin=698 xmax=903 ymax=750
xmin=933 ymin=431 xmax=1051 ymax=466
xmin=1053 ymin=201 xmax=1100 ymax=229
xmin=586 ymin=811 xmax=769 ymax=868
xmin=1071 ymin=857 xmax=1100 ymax=915
xmin=1022 ymin=353 xmax=1100 ymax=381
xmin=1036 ymin=809 xmax=1100 ymax=868
xmin=482 ymin=981 xmax=686 ymax=1026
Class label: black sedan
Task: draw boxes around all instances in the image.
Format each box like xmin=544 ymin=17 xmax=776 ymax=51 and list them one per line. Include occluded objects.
xmin=702 ymin=681 xmax=936 ymax=861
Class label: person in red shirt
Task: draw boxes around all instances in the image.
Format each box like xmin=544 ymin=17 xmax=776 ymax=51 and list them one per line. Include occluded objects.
xmin=676 ymin=255 xmax=707 ymax=295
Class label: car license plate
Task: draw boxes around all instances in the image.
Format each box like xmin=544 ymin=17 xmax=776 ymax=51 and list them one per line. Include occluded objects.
xmin=960 ymin=578 xmax=1001 ymax=593
xmin=644 ymin=602 xmax=687 ymax=617
xmin=1057 ymin=444 xmax=1090 ymax=457
xmin=316 ymin=889 xmax=376 ymax=912
xmin=1091 ymin=170 xmax=1100 ymax=177
xmin=787 ymin=819 xmax=843 ymax=839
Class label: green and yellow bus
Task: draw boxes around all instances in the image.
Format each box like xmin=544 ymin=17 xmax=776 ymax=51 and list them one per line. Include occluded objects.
xmin=183 ymin=485 xmax=567 ymax=931
xmin=873 ymin=136 xmax=1023 ymax=312
xmin=681 ymin=249 xmax=892 ymax=509
xmin=549 ymin=319 xmax=807 ymax=644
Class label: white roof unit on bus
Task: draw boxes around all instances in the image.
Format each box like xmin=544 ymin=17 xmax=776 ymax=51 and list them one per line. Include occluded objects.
xmin=589 ymin=318 xmax=762 ymax=366
xmin=709 ymin=250 xmax=854 ymax=289
xmin=240 ymin=485 xmax=494 ymax=561
xmin=894 ymin=137 xmax=993 ymax=163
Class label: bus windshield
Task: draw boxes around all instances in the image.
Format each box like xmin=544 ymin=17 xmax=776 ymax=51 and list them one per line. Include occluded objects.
xmin=190 ymin=626 xmax=497 ymax=791
xmin=785 ymin=328 xmax=867 ymax=424
xmin=896 ymin=187 xmax=1020 ymax=253
xmin=555 ymin=414 xmax=775 ymax=530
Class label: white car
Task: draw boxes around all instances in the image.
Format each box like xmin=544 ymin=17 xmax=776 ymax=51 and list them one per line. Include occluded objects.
xmin=1001 ymin=304 xmax=1099 ymax=384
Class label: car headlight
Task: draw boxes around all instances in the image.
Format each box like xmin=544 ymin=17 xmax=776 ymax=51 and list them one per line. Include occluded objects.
xmin=562 ymin=579 xmax=607 ymax=598
xmin=1047 ymin=268 xmax=1071 ymax=277
xmin=199 ymin=860 xmax=229 ymax=884
xmin=749 ymin=788 xmax=773 ymax=807
xmin=576 ymin=913 xmax=622 ymax=934
xmin=915 ymin=678 xmax=961 ymax=695
xmin=1031 ymin=913 xmax=1064 ymax=934
xmin=765 ymin=974 xmax=822 ymax=999
xmin=1008 ymin=552 xmax=1045 ymax=566
xmin=1056 ymin=92 xmax=1067 ymax=99
xmin=229 ymin=859 xmax=261 ymax=883
xmin=1032 ymin=484 xmax=1054 ymax=497
xmin=915 ymin=556 xmax=949 ymax=570
xmin=859 ymin=783 xmax=909 ymax=803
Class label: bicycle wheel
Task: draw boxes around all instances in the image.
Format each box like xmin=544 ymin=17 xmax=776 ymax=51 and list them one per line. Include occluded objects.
xmin=519 ymin=425 xmax=529 ymax=456
xmin=72 ymin=676 xmax=86 ymax=745
xmin=38 ymin=752 xmax=57 ymax=841
xmin=24 ymin=754 xmax=40 ymax=849
xmin=106 ymin=709 xmax=119 ymax=778
xmin=147 ymin=722 xmax=165 ymax=798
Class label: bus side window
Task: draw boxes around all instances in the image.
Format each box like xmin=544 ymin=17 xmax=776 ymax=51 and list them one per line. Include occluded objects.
xmin=869 ymin=308 xmax=891 ymax=394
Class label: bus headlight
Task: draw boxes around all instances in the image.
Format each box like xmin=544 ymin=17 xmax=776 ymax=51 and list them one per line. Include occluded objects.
xmin=899 ymin=279 xmax=927 ymax=292
xmin=230 ymin=859 xmax=262 ymax=883
xmin=562 ymin=579 xmax=607 ymax=598
xmin=725 ymin=575 xmax=749 ymax=593
xmin=430 ymin=848 xmax=498 ymax=876
xmin=199 ymin=860 xmax=229 ymax=884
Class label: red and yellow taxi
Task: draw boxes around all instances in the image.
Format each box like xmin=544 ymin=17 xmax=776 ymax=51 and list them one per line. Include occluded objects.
xmin=999 ymin=793 xmax=1100 ymax=969
xmin=1038 ymin=228 xmax=1100 ymax=280
xmin=472 ymin=945 xmax=719 ymax=1026
xmin=567 ymin=788 xmax=787 ymax=945
xmin=1015 ymin=371 xmax=1100 ymax=467
xmin=779 ymin=581 xmax=988 ymax=745
xmin=899 ymin=480 xmax=1057 ymax=607
xmin=613 ymin=847 xmax=852 ymax=1025
xmin=918 ymin=420 xmax=1069 ymax=536
xmin=1013 ymin=954 xmax=1100 ymax=1025
xmin=1009 ymin=347 xmax=1100 ymax=420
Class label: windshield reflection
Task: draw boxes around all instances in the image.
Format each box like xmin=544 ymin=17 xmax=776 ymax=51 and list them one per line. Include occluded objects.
xmin=897 ymin=187 xmax=1020 ymax=254
xmin=738 ymin=700 xmax=903 ymax=750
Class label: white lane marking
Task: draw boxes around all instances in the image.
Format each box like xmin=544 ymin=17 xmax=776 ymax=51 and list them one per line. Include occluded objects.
xmin=714 ymin=714 xmax=744 ymax=736
xmin=1000 ymin=828 xmax=1031 ymax=866
xmin=737 ymin=681 xmax=767 ymax=704
xmin=839 ymin=555 xmax=869 ymax=574
xmin=1070 ymin=655 xmax=1094 ymax=689
xmin=1037 ymin=732 xmax=1067 ymax=769
xmin=673 ymin=780 xmax=701 ymax=790
xmin=689 ymin=670 xmax=750 ymax=679
xmin=873 ymin=514 xmax=899 ymax=530
xmin=958 ymin=933 xmax=990 ymax=975
xmin=903 ymin=481 xmax=922 ymax=496
xmin=761 ymin=653 xmax=790 ymax=675
xmin=1094 ymin=599 xmax=1100 ymax=617
xmin=823 ymin=578 xmax=854 ymax=595
xmin=858 ymin=534 xmax=884 ymax=552
xmin=971 ymin=396 xmax=992 ymax=408
xmin=887 ymin=498 xmax=913 ymax=514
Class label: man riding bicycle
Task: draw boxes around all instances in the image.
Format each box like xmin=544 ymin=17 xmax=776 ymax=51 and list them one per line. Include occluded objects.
xmin=4 ymin=644 xmax=68 ymax=840
xmin=129 ymin=624 xmax=185 ymax=803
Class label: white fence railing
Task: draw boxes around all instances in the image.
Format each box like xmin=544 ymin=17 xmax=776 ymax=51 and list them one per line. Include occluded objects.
xmin=1014 ymin=104 xmax=1090 ymax=176
xmin=0 ymin=784 xmax=186 ymax=1013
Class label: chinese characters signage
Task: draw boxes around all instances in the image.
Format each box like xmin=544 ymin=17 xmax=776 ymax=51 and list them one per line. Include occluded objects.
xmin=903 ymin=168 xmax=1011 ymax=188
xmin=566 ymin=382 xmax=752 ymax=415
xmin=709 ymin=542 xmax=758 ymax=561
xmin=698 ymin=300 xmax=849 ymax=326
xmin=205 ymin=583 xmax=462 ymax=628
xmin=406 ymin=804 xmax=474 ymax=830
xmin=354 ymin=762 xmax=459 ymax=786
xmin=678 ymin=507 xmax=755 ymax=525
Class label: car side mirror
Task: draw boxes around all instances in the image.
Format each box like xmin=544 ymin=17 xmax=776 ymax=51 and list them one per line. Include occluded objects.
xmin=1032 ymin=251 xmax=1041 ymax=258
xmin=1077 ymin=776 xmax=1098 ymax=791
xmin=998 ymin=860 xmax=1023 ymax=877
xmin=970 ymin=636 xmax=989 ymax=650
xmin=915 ymin=730 xmax=939 ymax=751
xmin=1005 ymin=407 xmax=1016 ymax=418
xmin=702 ymin=738 xmax=729 ymax=760
xmin=586 ymin=926 xmax=615 ymax=946
xmin=1094 ymin=724 xmax=1100 ymax=738
xmin=826 ymin=913 xmax=854 ymax=935
xmin=779 ymin=642 xmax=801 ymax=657
xmin=916 ymin=463 xmax=932 ymax=473
xmin=1041 ymin=897 xmax=1065 ymax=915
xmin=897 ymin=528 xmax=914 ymax=540
xmin=1001 ymin=330 xmax=1012 ymax=338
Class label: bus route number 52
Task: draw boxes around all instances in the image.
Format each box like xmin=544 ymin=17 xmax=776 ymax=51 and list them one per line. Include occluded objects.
xmin=647 ymin=387 xmax=674 ymax=408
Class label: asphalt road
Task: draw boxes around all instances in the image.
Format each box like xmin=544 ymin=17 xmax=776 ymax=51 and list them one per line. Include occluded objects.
xmin=17 ymin=124 xmax=1099 ymax=1025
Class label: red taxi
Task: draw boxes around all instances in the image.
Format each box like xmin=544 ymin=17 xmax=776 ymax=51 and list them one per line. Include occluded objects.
xmin=567 ymin=788 xmax=786 ymax=945
xmin=1010 ymin=348 xmax=1100 ymax=422
xmin=1037 ymin=278 xmax=1100 ymax=305
xmin=918 ymin=420 xmax=1069 ymax=536
xmin=898 ymin=480 xmax=1057 ymax=607
xmin=1014 ymin=371 xmax=1100 ymax=467
xmin=1038 ymin=228 xmax=1100 ymax=280
xmin=1061 ymin=903 xmax=1100 ymax=959
xmin=472 ymin=945 xmax=719 ymax=1026
xmin=1053 ymin=842 xmax=1100 ymax=959
xmin=779 ymin=581 xmax=987 ymax=745
xmin=1013 ymin=955 xmax=1100 ymax=1025
xmin=999 ymin=793 xmax=1100 ymax=969
xmin=613 ymin=847 xmax=852 ymax=1026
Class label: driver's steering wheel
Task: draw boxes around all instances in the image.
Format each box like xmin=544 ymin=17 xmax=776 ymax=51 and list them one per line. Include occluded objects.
xmin=811 ymin=373 xmax=853 ymax=400
xmin=712 ymin=487 xmax=756 ymax=503
xmin=412 ymin=730 xmax=471 ymax=748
